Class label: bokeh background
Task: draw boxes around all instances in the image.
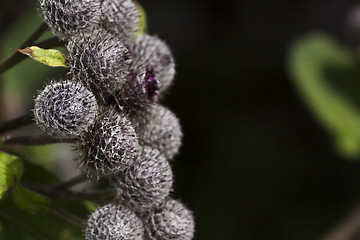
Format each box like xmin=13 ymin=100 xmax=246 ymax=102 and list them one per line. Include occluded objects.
xmin=3 ymin=0 xmax=360 ymax=239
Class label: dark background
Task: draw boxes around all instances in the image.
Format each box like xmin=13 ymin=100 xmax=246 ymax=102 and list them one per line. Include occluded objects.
xmin=3 ymin=0 xmax=360 ymax=239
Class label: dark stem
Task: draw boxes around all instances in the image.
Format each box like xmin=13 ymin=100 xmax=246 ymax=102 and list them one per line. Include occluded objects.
xmin=26 ymin=183 xmax=114 ymax=202
xmin=54 ymin=175 xmax=88 ymax=189
xmin=66 ymin=189 xmax=113 ymax=202
xmin=0 ymin=36 xmax=63 ymax=75
xmin=48 ymin=204 xmax=85 ymax=228
xmin=320 ymin=200 xmax=360 ymax=240
xmin=35 ymin=36 xmax=63 ymax=49
xmin=0 ymin=112 xmax=33 ymax=133
xmin=19 ymin=22 xmax=49 ymax=49
xmin=0 ymin=22 xmax=49 ymax=75
xmin=1 ymin=135 xmax=74 ymax=146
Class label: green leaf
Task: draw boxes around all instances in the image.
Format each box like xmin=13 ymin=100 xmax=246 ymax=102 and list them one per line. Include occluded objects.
xmin=0 ymin=152 xmax=23 ymax=199
xmin=83 ymin=200 xmax=100 ymax=213
xmin=13 ymin=183 xmax=50 ymax=214
xmin=0 ymin=193 xmax=84 ymax=240
xmin=0 ymin=159 xmax=85 ymax=239
xmin=136 ymin=2 xmax=147 ymax=36
xmin=15 ymin=46 xmax=68 ymax=67
xmin=288 ymin=32 xmax=360 ymax=158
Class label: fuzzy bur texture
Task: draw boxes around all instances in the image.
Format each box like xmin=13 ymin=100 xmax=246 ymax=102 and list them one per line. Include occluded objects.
xmin=77 ymin=109 xmax=139 ymax=179
xmin=37 ymin=1 xmax=194 ymax=239
xmin=67 ymin=32 xmax=132 ymax=101
xmin=135 ymin=104 xmax=182 ymax=160
xmin=115 ymin=66 xmax=150 ymax=113
xmin=86 ymin=203 xmax=144 ymax=240
xmin=112 ymin=146 xmax=173 ymax=212
xmin=39 ymin=0 xmax=101 ymax=40
xmin=34 ymin=80 xmax=98 ymax=139
xmin=131 ymin=34 xmax=175 ymax=93
xmin=148 ymin=199 xmax=195 ymax=240
xmin=100 ymin=0 xmax=140 ymax=44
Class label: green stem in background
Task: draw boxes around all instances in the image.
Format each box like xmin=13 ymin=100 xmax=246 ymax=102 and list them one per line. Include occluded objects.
xmin=0 ymin=112 xmax=33 ymax=134
xmin=48 ymin=204 xmax=85 ymax=228
xmin=1 ymin=135 xmax=74 ymax=146
xmin=320 ymin=200 xmax=360 ymax=240
xmin=0 ymin=34 xmax=63 ymax=75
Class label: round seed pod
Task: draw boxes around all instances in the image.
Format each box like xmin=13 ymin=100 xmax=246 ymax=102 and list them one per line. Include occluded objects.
xmin=135 ymin=104 xmax=182 ymax=160
xmin=112 ymin=146 xmax=173 ymax=212
xmin=117 ymin=66 xmax=164 ymax=114
xmin=131 ymin=34 xmax=175 ymax=93
xmin=116 ymin=66 xmax=149 ymax=113
xmin=67 ymin=32 xmax=132 ymax=102
xmin=76 ymin=109 xmax=139 ymax=179
xmin=86 ymin=202 xmax=145 ymax=240
xmin=33 ymin=80 xmax=98 ymax=139
xmin=39 ymin=0 xmax=101 ymax=41
xmin=100 ymin=0 xmax=140 ymax=44
xmin=148 ymin=199 xmax=195 ymax=240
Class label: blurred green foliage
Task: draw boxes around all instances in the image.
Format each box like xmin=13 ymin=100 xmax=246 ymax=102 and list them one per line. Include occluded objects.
xmin=289 ymin=33 xmax=360 ymax=158
xmin=0 ymin=152 xmax=23 ymax=199
xmin=13 ymin=183 xmax=50 ymax=214
xmin=136 ymin=1 xmax=148 ymax=36
xmin=0 ymin=154 xmax=87 ymax=240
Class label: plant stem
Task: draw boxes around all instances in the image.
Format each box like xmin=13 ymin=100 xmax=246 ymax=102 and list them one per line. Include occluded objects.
xmin=19 ymin=22 xmax=49 ymax=49
xmin=26 ymin=175 xmax=88 ymax=192
xmin=0 ymin=22 xmax=50 ymax=75
xmin=320 ymin=200 xmax=360 ymax=240
xmin=48 ymin=204 xmax=85 ymax=228
xmin=67 ymin=189 xmax=114 ymax=201
xmin=0 ymin=36 xmax=62 ymax=75
xmin=25 ymin=175 xmax=113 ymax=203
xmin=0 ymin=112 xmax=33 ymax=133
xmin=1 ymin=135 xmax=74 ymax=145
xmin=55 ymin=175 xmax=88 ymax=189
xmin=36 ymin=36 xmax=63 ymax=49
xmin=26 ymin=183 xmax=114 ymax=202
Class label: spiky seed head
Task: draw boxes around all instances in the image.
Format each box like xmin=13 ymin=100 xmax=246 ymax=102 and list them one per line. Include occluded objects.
xmin=148 ymin=199 xmax=195 ymax=240
xmin=86 ymin=202 xmax=145 ymax=240
xmin=131 ymin=34 xmax=175 ymax=93
xmin=116 ymin=66 xmax=150 ymax=113
xmin=39 ymin=0 xmax=101 ymax=41
xmin=34 ymin=80 xmax=98 ymax=139
xmin=100 ymin=0 xmax=140 ymax=44
xmin=112 ymin=146 xmax=173 ymax=211
xmin=76 ymin=108 xmax=139 ymax=179
xmin=135 ymin=104 xmax=182 ymax=160
xmin=67 ymin=32 xmax=132 ymax=102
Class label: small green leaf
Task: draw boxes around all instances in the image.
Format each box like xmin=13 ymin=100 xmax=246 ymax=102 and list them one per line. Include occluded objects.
xmin=0 ymin=152 xmax=23 ymax=199
xmin=13 ymin=183 xmax=50 ymax=214
xmin=15 ymin=46 xmax=68 ymax=67
xmin=136 ymin=2 xmax=147 ymax=36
